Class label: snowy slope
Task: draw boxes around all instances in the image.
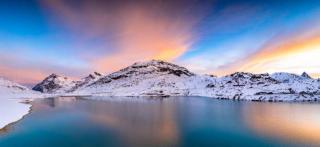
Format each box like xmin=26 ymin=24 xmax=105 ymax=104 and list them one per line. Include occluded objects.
xmin=67 ymin=72 xmax=103 ymax=92
xmin=0 ymin=77 xmax=40 ymax=99
xmin=0 ymin=98 xmax=31 ymax=130
xmin=73 ymin=60 xmax=320 ymax=101
xmin=204 ymin=72 xmax=320 ymax=101
xmin=0 ymin=77 xmax=41 ymax=130
xmin=74 ymin=60 xmax=201 ymax=96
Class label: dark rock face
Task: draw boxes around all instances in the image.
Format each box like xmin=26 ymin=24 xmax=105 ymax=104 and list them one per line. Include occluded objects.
xmin=206 ymin=84 xmax=215 ymax=88
xmin=32 ymin=81 xmax=62 ymax=93
xmin=301 ymin=72 xmax=312 ymax=79
xmin=255 ymin=92 xmax=274 ymax=95
xmin=32 ymin=73 xmax=71 ymax=93
xmin=90 ymin=77 xmax=112 ymax=86
xmin=33 ymin=74 xmax=54 ymax=92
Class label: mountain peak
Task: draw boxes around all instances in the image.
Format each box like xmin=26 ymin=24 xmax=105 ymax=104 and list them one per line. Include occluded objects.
xmin=301 ymin=72 xmax=312 ymax=79
xmin=48 ymin=73 xmax=59 ymax=78
xmin=120 ymin=60 xmax=195 ymax=77
xmin=131 ymin=59 xmax=173 ymax=68
xmin=46 ymin=73 xmax=69 ymax=80
xmin=32 ymin=73 xmax=76 ymax=93
xmin=89 ymin=60 xmax=195 ymax=86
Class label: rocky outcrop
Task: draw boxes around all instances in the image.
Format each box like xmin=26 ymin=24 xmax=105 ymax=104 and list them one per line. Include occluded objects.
xmin=301 ymin=72 xmax=312 ymax=79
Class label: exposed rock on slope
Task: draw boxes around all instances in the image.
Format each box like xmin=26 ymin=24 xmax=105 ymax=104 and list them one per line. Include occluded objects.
xmin=68 ymin=72 xmax=103 ymax=92
xmin=301 ymin=72 xmax=312 ymax=79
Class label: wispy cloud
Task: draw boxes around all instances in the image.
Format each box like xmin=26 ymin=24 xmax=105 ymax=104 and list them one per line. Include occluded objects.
xmin=41 ymin=0 xmax=209 ymax=72
xmin=213 ymin=18 xmax=320 ymax=77
xmin=0 ymin=51 xmax=89 ymax=85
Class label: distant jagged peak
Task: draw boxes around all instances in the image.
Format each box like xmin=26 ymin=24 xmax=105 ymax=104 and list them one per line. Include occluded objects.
xmin=301 ymin=72 xmax=312 ymax=79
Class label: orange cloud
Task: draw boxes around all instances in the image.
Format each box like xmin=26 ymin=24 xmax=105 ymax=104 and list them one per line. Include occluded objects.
xmin=214 ymin=33 xmax=320 ymax=78
xmin=240 ymin=37 xmax=320 ymax=70
xmin=0 ymin=52 xmax=87 ymax=85
xmin=41 ymin=0 xmax=203 ymax=73
xmin=93 ymin=6 xmax=193 ymax=72
xmin=0 ymin=66 xmax=46 ymax=85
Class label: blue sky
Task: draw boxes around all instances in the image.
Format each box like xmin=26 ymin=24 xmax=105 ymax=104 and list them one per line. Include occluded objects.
xmin=1 ymin=0 xmax=320 ymax=84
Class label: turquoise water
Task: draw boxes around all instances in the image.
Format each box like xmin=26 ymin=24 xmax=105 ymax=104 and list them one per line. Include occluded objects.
xmin=0 ymin=97 xmax=319 ymax=147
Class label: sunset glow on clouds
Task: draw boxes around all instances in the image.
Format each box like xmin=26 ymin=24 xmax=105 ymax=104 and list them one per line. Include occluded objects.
xmin=236 ymin=37 xmax=320 ymax=75
xmin=41 ymin=0 xmax=203 ymax=72
xmin=212 ymin=21 xmax=320 ymax=76
xmin=1 ymin=0 xmax=320 ymax=84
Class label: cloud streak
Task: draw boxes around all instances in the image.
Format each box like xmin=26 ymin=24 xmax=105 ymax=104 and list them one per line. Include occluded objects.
xmin=41 ymin=0 xmax=208 ymax=72
xmin=213 ymin=19 xmax=320 ymax=77
xmin=0 ymin=52 xmax=89 ymax=85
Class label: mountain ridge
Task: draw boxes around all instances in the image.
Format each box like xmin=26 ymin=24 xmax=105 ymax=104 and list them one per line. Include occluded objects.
xmin=21 ymin=60 xmax=320 ymax=101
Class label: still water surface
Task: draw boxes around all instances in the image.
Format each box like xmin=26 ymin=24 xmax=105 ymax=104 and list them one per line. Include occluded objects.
xmin=0 ymin=97 xmax=319 ymax=147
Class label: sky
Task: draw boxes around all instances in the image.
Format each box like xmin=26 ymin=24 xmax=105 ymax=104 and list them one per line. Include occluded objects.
xmin=0 ymin=0 xmax=320 ymax=85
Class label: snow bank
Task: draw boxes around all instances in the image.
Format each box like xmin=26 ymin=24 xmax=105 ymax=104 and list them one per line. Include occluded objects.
xmin=0 ymin=98 xmax=31 ymax=129
xmin=0 ymin=77 xmax=44 ymax=130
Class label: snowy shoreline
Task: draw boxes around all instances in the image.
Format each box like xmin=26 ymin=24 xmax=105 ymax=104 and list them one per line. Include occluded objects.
xmin=0 ymin=98 xmax=32 ymax=130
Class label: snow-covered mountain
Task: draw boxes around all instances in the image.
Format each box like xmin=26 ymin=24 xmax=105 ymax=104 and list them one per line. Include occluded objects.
xmin=32 ymin=72 xmax=103 ymax=93
xmin=74 ymin=60 xmax=200 ymax=96
xmin=34 ymin=60 xmax=320 ymax=101
xmin=0 ymin=77 xmax=40 ymax=98
xmin=204 ymin=72 xmax=320 ymax=101
xmin=68 ymin=72 xmax=103 ymax=92
xmin=32 ymin=73 xmax=78 ymax=93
